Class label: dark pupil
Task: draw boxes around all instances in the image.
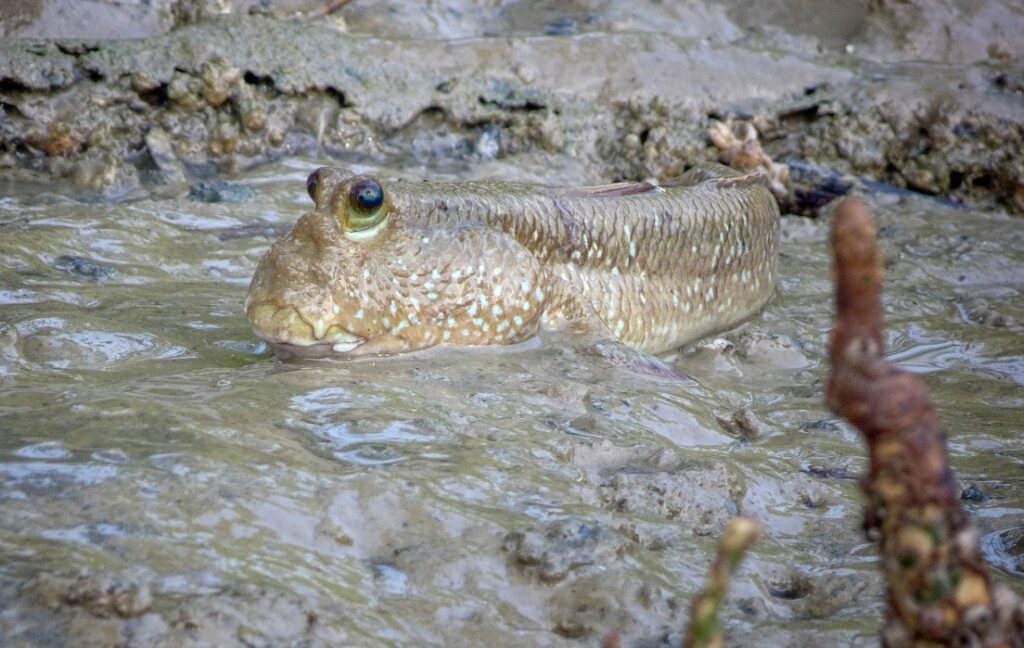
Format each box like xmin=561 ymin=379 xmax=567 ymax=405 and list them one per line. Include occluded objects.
xmin=350 ymin=179 xmax=384 ymax=212
xmin=306 ymin=170 xmax=320 ymax=200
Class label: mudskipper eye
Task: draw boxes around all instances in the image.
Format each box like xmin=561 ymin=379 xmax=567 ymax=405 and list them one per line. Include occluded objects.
xmin=306 ymin=169 xmax=321 ymax=201
xmin=349 ymin=179 xmax=384 ymax=212
xmin=342 ymin=178 xmax=387 ymax=233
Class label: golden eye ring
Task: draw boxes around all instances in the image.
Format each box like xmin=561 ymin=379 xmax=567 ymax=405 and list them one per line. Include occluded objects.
xmin=341 ymin=178 xmax=387 ymax=233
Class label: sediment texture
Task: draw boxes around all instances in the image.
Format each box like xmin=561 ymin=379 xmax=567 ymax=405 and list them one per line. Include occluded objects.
xmin=1 ymin=8 xmax=1022 ymax=214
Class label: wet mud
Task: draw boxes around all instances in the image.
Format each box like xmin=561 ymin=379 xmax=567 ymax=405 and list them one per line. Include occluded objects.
xmin=1 ymin=1 xmax=1023 ymax=646
xmin=2 ymin=157 xmax=1021 ymax=646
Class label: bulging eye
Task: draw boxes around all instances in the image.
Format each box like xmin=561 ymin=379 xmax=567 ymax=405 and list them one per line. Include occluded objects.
xmin=306 ymin=169 xmax=322 ymax=201
xmin=342 ymin=178 xmax=388 ymax=233
xmin=349 ymin=179 xmax=384 ymax=212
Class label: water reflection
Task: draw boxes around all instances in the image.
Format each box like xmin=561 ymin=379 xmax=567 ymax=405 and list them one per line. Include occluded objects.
xmin=288 ymin=385 xmax=438 ymax=465
xmin=0 ymin=462 xmax=119 ymax=488
xmin=0 ymin=159 xmax=1021 ymax=644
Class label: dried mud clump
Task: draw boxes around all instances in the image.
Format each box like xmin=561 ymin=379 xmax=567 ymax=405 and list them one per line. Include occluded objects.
xmin=6 ymin=578 xmax=340 ymax=646
xmin=599 ymin=98 xmax=706 ymax=182
xmin=0 ymin=44 xmax=331 ymax=195
xmin=1 ymin=15 xmax=1022 ymax=215
xmin=30 ymin=572 xmax=152 ymax=619
xmin=502 ymin=518 xmax=632 ymax=584
xmin=607 ymin=93 xmax=1024 ymax=218
xmin=826 ymin=197 xmax=1024 ymax=646
xmin=761 ymin=89 xmax=1024 ymax=216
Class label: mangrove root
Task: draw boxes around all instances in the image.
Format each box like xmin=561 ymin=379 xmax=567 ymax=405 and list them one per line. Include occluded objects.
xmin=826 ymin=197 xmax=1024 ymax=647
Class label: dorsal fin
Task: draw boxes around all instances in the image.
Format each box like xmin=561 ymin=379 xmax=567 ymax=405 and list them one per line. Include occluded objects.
xmin=704 ymin=169 xmax=772 ymax=190
xmin=665 ymin=163 xmax=739 ymax=185
xmin=562 ymin=181 xmax=660 ymax=198
xmin=663 ymin=164 xmax=771 ymax=190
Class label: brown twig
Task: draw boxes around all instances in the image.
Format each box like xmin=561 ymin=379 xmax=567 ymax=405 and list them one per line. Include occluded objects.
xmin=827 ymin=197 xmax=1023 ymax=646
xmin=707 ymin=120 xmax=789 ymax=200
xmin=684 ymin=516 xmax=761 ymax=648
xmin=601 ymin=630 xmax=622 ymax=648
xmin=304 ymin=0 xmax=354 ymax=18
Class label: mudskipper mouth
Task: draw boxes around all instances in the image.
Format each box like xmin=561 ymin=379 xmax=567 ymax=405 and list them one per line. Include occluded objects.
xmin=247 ymin=303 xmax=364 ymax=356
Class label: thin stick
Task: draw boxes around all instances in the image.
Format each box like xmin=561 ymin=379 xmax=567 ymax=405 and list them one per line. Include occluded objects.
xmin=684 ymin=517 xmax=761 ymax=648
xmin=305 ymin=0 xmax=354 ymax=18
xmin=827 ymin=197 xmax=1023 ymax=646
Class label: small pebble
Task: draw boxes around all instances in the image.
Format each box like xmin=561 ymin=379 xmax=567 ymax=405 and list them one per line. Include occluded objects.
xmin=189 ymin=180 xmax=255 ymax=203
xmin=53 ymin=255 xmax=116 ymax=279
xmin=960 ymin=484 xmax=988 ymax=502
xmin=544 ymin=16 xmax=577 ymax=36
xmin=474 ymin=125 xmax=502 ymax=160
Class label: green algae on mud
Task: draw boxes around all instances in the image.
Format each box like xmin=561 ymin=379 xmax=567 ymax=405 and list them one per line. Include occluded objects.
xmin=1 ymin=157 xmax=1022 ymax=646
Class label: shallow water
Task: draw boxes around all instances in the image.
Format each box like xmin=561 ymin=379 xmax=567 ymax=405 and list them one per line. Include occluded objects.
xmin=1 ymin=157 xmax=1023 ymax=646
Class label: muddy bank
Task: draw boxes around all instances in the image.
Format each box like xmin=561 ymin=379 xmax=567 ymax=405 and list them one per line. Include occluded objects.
xmin=1 ymin=3 xmax=1023 ymax=648
xmin=1 ymin=4 xmax=1023 ymax=214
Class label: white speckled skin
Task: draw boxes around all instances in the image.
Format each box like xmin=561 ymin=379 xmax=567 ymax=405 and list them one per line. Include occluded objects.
xmin=246 ymin=164 xmax=779 ymax=357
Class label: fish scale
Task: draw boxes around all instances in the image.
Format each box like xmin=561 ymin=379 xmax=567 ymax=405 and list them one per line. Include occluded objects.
xmin=246 ymin=163 xmax=779 ymax=357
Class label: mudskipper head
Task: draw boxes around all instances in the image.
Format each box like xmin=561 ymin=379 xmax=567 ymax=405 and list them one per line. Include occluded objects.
xmin=246 ymin=167 xmax=399 ymax=357
xmin=246 ymin=167 xmax=547 ymax=358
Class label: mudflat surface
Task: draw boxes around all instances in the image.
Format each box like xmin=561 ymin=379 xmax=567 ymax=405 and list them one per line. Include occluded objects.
xmin=1 ymin=1 xmax=1023 ymax=646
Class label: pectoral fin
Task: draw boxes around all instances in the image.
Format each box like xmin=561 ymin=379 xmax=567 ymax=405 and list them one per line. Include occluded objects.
xmin=540 ymin=294 xmax=690 ymax=383
xmin=662 ymin=163 xmax=770 ymax=190
xmin=582 ymin=340 xmax=692 ymax=383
